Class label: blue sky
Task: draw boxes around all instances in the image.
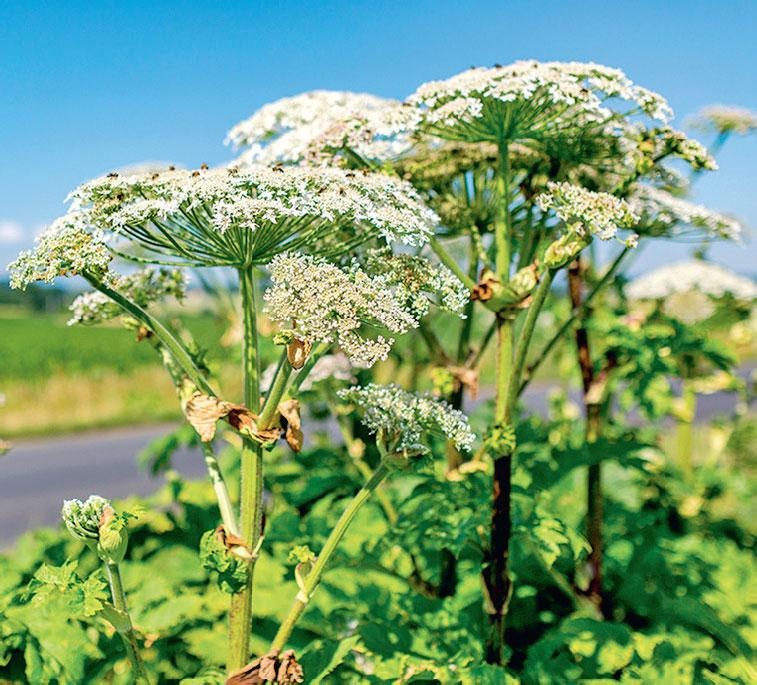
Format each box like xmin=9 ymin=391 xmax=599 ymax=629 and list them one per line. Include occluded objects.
xmin=1 ymin=0 xmax=755 ymax=274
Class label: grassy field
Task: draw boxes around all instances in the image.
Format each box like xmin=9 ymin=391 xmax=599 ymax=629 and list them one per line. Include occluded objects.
xmin=0 ymin=310 xmax=234 ymax=438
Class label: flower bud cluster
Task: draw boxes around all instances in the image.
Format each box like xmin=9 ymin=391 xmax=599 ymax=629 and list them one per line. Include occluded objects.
xmin=338 ymin=383 xmax=475 ymax=454
xmin=61 ymin=495 xmax=131 ymax=564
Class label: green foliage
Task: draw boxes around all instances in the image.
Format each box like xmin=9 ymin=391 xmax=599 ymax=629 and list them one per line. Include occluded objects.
xmin=199 ymin=528 xmax=249 ymax=594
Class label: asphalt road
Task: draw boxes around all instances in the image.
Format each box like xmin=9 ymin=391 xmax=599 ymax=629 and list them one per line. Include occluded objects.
xmin=0 ymin=383 xmax=745 ymax=548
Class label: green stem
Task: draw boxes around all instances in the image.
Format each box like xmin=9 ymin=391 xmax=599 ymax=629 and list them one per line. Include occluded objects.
xmin=429 ymin=236 xmax=477 ymax=291
xmin=202 ymin=442 xmax=239 ymax=536
xmin=104 ymin=562 xmax=150 ymax=683
xmin=258 ymin=348 xmax=292 ymax=429
xmin=507 ymin=270 xmax=554 ymax=410
xmin=285 ymin=341 xmax=331 ymax=397
xmin=270 ymin=463 xmax=391 ymax=651
xmin=484 ymin=140 xmax=515 ymax=665
xmin=228 ymin=267 xmax=264 ymax=674
xmin=86 ymin=274 xmax=214 ymax=396
xmin=676 ymin=381 xmax=697 ymax=474
xmin=519 ymin=246 xmax=630 ymax=396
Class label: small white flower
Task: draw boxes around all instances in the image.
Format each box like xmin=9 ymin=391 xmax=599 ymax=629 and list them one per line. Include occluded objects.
xmin=338 ymin=383 xmax=475 ymax=452
xmin=68 ymin=267 xmax=187 ymax=326
xmin=264 ymin=252 xmax=461 ymax=367
xmin=407 ymin=60 xmax=672 ymax=143
xmin=536 ymin=182 xmax=638 ymax=240
xmin=68 ymin=165 xmax=439 ymax=266
xmin=629 ymin=186 xmax=741 ymax=241
xmin=7 ymin=213 xmax=112 ymax=290
xmin=226 ymin=90 xmax=417 ymax=166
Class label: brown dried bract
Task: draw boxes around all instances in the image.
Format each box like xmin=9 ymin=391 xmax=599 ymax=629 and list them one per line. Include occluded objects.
xmin=470 ymin=272 xmax=499 ymax=302
xmin=287 ymin=338 xmax=312 ymax=370
xmin=227 ymin=648 xmax=304 ymax=684
xmin=278 ymin=399 xmax=303 ymax=452
xmin=184 ymin=393 xmax=238 ymax=442
xmin=214 ymin=524 xmax=253 ymax=561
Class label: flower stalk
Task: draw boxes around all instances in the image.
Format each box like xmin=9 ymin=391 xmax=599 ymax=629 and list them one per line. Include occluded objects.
xmin=227 ymin=266 xmax=265 ymax=673
xmin=270 ymin=462 xmax=391 ymax=651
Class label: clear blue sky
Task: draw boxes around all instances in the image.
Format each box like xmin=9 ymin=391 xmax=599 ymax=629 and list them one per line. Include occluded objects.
xmin=1 ymin=0 xmax=755 ymax=274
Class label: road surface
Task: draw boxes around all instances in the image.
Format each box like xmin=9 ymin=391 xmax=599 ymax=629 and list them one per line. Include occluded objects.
xmin=0 ymin=383 xmax=745 ymax=547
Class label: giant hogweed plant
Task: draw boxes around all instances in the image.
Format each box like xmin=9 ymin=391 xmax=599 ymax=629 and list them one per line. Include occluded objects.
xmin=9 ymin=163 xmax=476 ymax=679
xmin=227 ymin=61 xmax=745 ymax=663
xmin=5 ymin=61 xmax=755 ymax=682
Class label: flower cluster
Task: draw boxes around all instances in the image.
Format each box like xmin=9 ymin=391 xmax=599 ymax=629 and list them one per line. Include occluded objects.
xmin=68 ymin=267 xmax=187 ymax=326
xmin=627 ymin=260 xmax=757 ymax=302
xmin=407 ymin=60 xmax=672 ymax=143
xmin=264 ymin=252 xmax=461 ymax=366
xmin=69 ymin=166 xmax=438 ymax=265
xmin=226 ymin=90 xmax=416 ymax=166
xmin=363 ymin=248 xmax=469 ymax=317
xmin=628 ymin=186 xmax=742 ymax=241
xmin=8 ymin=214 xmax=112 ymax=290
xmin=690 ymin=105 xmax=757 ymax=136
xmin=338 ymin=383 xmax=476 ymax=453
xmin=536 ymin=182 xmax=638 ymax=240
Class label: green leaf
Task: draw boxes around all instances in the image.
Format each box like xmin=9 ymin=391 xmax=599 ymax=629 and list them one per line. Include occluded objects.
xmin=299 ymin=635 xmax=361 ymax=683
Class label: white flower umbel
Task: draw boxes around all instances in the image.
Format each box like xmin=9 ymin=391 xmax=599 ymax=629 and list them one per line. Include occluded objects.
xmin=338 ymin=383 xmax=475 ymax=453
xmin=407 ymin=60 xmax=672 ymax=144
xmin=8 ymin=213 xmax=112 ymax=289
xmin=264 ymin=252 xmax=457 ymax=366
xmin=536 ymin=182 xmax=638 ymax=240
xmin=628 ymin=186 xmax=742 ymax=241
xmin=226 ymin=90 xmax=417 ymax=166
xmin=68 ymin=267 xmax=187 ymax=326
xmin=69 ymin=166 xmax=438 ymax=267
xmin=627 ymin=260 xmax=757 ymax=302
xmin=690 ymin=105 xmax=757 ymax=136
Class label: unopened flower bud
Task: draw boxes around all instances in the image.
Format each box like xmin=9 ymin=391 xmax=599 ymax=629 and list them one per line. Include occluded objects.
xmin=61 ymin=495 xmax=131 ymax=564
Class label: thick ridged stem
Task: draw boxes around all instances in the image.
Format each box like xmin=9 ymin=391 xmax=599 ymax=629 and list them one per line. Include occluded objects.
xmin=484 ymin=141 xmax=515 ymax=665
xmin=227 ymin=266 xmax=264 ymax=674
xmin=568 ymin=259 xmax=604 ymax=610
xmin=270 ymin=463 xmax=391 ymax=651
xmin=104 ymin=562 xmax=150 ymax=683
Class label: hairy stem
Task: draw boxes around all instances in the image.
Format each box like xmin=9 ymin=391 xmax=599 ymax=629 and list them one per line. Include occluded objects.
xmin=270 ymin=463 xmax=391 ymax=651
xmin=87 ymin=274 xmax=214 ymax=396
xmin=104 ymin=562 xmax=150 ymax=683
xmin=228 ymin=266 xmax=264 ymax=673
xmin=202 ymin=442 xmax=240 ymax=536
xmin=508 ymin=270 xmax=555 ymax=410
